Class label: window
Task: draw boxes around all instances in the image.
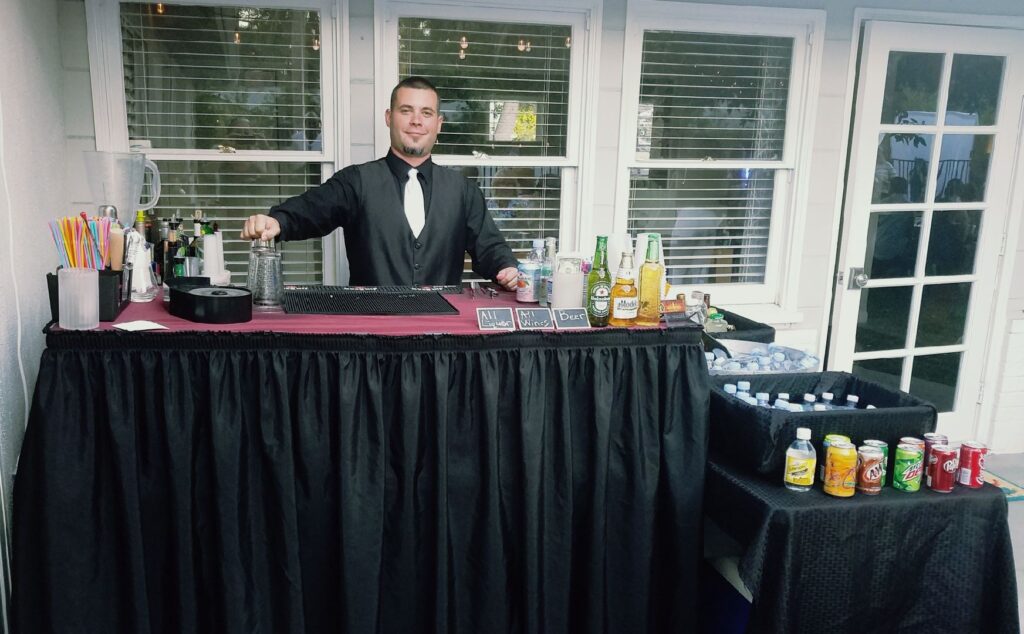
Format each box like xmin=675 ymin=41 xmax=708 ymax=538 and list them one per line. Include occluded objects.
xmin=95 ymin=1 xmax=334 ymax=283
xmin=381 ymin=4 xmax=593 ymax=275
xmin=620 ymin=4 xmax=822 ymax=305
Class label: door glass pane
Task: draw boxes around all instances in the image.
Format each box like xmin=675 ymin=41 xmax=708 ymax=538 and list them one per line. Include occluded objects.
xmin=880 ymin=52 xmax=943 ymax=125
xmin=852 ymin=357 xmax=904 ymax=391
xmin=855 ymin=286 xmax=913 ymax=352
xmin=925 ymin=210 xmax=981 ymax=275
xmin=946 ymin=54 xmax=1004 ymax=126
xmin=916 ymin=283 xmax=971 ymax=347
xmin=864 ymin=211 xmax=921 ymax=278
xmin=910 ymin=352 xmax=962 ymax=413
xmin=935 ymin=134 xmax=993 ymax=202
xmin=873 ymin=133 xmax=934 ymax=203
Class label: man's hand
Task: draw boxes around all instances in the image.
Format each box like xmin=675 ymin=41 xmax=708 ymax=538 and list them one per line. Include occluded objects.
xmin=241 ymin=214 xmax=281 ymax=241
xmin=495 ymin=266 xmax=519 ymax=291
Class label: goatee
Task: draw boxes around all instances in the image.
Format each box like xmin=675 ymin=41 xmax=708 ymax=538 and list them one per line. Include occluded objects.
xmin=402 ymin=145 xmax=425 ymax=157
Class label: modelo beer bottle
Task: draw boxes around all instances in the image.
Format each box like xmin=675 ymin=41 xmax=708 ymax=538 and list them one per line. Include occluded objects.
xmin=608 ymin=251 xmax=638 ymax=327
xmin=636 ymin=234 xmax=664 ymax=326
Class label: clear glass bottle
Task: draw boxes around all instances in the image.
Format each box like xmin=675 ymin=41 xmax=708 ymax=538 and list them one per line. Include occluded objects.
xmin=586 ymin=235 xmax=612 ymax=327
xmin=784 ymin=427 xmax=816 ymax=492
xmin=539 ymin=237 xmax=557 ymax=307
xmin=636 ymin=234 xmax=664 ymax=326
xmin=608 ymin=251 xmax=638 ymax=327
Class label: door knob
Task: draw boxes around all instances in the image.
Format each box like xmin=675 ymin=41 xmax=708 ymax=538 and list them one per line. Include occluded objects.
xmin=848 ymin=267 xmax=869 ymax=289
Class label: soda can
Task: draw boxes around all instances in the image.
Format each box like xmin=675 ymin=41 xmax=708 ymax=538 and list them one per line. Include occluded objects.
xmin=893 ymin=443 xmax=924 ymax=492
xmin=819 ymin=434 xmax=852 ymax=483
xmin=900 ymin=436 xmax=924 ymax=450
xmin=856 ymin=446 xmax=884 ymax=495
xmin=516 ymin=261 xmax=542 ymax=303
xmin=927 ymin=445 xmax=958 ymax=493
xmin=923 ymin=433 xmax=949 ymax=485
xmin=823 ymin=442 xmax=858 ymax=498
xmin=863 ymin=439 xmax=889 ymax=485
xmin=958 ymin=441 xmax=988 ymax=489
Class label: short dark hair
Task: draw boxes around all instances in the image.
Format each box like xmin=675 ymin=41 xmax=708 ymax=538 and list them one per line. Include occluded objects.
xmin=390 ymin=76 xmax=440 ymax=110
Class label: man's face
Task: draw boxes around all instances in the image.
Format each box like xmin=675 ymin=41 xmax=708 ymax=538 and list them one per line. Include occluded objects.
xmin=385 ymin=87 xmax=443 ymax=161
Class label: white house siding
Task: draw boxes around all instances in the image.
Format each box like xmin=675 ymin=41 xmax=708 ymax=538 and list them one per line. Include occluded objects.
xmin=47 ymin=0 xmax=1024 ymax=456
xmin=0 ymin=0 xmax=67 ymax=592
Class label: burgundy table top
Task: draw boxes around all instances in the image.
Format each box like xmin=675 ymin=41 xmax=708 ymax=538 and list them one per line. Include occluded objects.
xmin=94 ymin=289 xmax=634 ymax=337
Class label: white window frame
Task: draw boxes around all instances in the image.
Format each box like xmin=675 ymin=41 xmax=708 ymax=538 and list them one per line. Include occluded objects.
xmin=374 ymin=0 xmax=602 ymax=253
xmin=84 ymin=0 xmax=348 ymax=282
xmin=616 ymin=1 xmax=824 ymax=309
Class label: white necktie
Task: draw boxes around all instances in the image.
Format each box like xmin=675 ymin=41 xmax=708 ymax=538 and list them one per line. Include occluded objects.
xmin=405 ymin=168 xmax=425 ymax=237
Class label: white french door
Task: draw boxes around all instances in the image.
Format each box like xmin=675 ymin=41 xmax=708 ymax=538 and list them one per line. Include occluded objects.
xmin=831 ymin=21 xmax=1024 ymax=441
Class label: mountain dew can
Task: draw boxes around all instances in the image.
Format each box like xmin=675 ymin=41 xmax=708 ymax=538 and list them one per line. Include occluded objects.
xmin=893 ymin=443 xmax=924 ymax=492
xmin=863 ymin=439 xmax=889 ymax=485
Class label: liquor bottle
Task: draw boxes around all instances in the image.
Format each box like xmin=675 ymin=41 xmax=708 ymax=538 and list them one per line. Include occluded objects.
xmin=636 ymin=234 xmax=664 ymax=326
xmin=608 ymin=251 xmax=638 ymax=327
xmin=539 ymin=237 xmax=557 ymax=308
xmin=586 ymin=236 xmax=611 ymax=326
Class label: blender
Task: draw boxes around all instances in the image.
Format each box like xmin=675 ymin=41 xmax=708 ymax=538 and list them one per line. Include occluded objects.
xmin=83 ymin=150 xmax=161 ymax=224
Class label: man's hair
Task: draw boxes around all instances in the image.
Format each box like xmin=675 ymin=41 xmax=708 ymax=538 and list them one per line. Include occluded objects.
xmin=390 ymin=76 xmax=440 ymax=110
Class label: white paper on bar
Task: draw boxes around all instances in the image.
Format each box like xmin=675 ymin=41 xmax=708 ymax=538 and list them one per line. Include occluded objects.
xmin=113 ymin=320 xmax=168 ymax=332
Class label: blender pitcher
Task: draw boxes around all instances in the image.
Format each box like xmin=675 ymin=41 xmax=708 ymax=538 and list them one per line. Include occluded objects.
xmin=83 ymin=150 xmax=161 ymax=223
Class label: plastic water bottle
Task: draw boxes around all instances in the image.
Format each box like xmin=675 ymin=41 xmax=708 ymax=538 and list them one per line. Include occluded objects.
xmin=812 ymin=404 xmax=828 ymax=412
xmin=756 ymin=392 xmax=771 ymax=408
xmin=820 ymin=392 xmax=835 ymax=409
xmin=843 ymin=394 xmax=860 ymax=409
xmin=724 ymin=384 xmax=737 ymax=396
xmin=773 ymin=398 xmax=791 ymax=410
xmin=866 ymin=404 xmax=877 ymax=410
xmin=784 ymin=427 xmax=816 ymax=492
xmin=737 ymin=380 xmax=752 ymax=400
xmin=802 ymin=394 xmax=816 ymax=411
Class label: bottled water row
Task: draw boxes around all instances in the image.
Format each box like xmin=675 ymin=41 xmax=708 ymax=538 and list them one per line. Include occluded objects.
xmin=706 ymin=343 xmax=820 ymax=374
xmin=722 ymin=381 xmax=876 ymax=412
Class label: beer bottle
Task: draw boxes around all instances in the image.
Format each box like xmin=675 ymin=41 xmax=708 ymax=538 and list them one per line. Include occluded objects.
xmin=586 ymin=235 xmax=611 ymax=327
xmin=608 ymin=251 xmax=638 ymax=327
xmin=636 ymin=234 xmax=664 ymax=326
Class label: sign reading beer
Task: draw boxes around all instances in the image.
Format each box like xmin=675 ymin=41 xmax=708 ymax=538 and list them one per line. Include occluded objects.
xmin=553 ymin=308 xmax=591 ymax=330
xmin=516 ymin=308 xmax=554 ymax=330
xmin=476 ymin=307 xmax=516 ymax=331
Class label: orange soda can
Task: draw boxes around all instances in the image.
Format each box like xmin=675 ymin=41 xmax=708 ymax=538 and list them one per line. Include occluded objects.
xmin=824 ymin=442 xmax=858 ymax=497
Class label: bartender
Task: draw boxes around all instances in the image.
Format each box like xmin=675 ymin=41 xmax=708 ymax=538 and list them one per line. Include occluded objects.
xmin=241 ymin=76 xmax=520 ymax=290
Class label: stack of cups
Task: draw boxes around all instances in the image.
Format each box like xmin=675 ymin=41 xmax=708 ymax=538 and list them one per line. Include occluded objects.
xmin=58 ymin=268 xmax=99 ymax=330
xmin=202 ymin=231 xmax=232 ymax=286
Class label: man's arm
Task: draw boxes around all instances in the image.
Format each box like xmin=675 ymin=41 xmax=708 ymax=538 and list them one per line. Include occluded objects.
xmin=268 ymin=165 xmax=361 ymax=241
xmin=463 ymin=184 xmax=519 ymax=288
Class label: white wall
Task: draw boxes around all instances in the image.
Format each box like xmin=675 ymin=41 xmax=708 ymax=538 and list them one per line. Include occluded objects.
xmin=0 ymin=0 xmax=68 ymax=603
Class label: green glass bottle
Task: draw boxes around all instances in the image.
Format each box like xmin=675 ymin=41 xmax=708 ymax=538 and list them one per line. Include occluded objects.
xmin=586 ymin=235 xmax=611 ymax=327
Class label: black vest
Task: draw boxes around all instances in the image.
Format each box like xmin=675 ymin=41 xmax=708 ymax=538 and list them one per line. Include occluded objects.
xmin=347 ymin=160 xmax=467 ymax=286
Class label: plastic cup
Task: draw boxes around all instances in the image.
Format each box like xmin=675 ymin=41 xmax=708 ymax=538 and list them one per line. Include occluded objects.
xmin=58 ymin=268 xmax=99 ymax=330
xmin=551 ymin=253 xmax=584 ymax=309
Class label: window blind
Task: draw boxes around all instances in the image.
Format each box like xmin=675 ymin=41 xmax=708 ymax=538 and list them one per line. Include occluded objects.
xmin=636 ymin=31 xmax=793 ymax=161
xmin=120 ymin=3 xmax=322 ymax=152
xmin=627 ymin=168 xmax=774 ymax=285
xmin=453 ymin=165 xmax=561 ymax=279
xmin=150 ymin=160 xmax=323 ymax=283
xmin=397 ymin=17 xmax=571 ymax=158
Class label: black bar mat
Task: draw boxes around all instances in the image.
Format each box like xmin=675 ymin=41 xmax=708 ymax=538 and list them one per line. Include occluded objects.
xmin=282 ymin=289 xmax=459 ymax=315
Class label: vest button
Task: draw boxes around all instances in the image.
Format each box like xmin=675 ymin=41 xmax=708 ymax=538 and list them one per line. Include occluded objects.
xmin=414 ymin=263 xmax=422 ymax=270
xmin=414 ymin=241 xmax=423 ymax=249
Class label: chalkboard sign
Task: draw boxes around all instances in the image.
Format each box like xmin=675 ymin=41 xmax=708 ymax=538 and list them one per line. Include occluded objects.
xmin=476 ymin=307 xmax=516 ymax=331
xmin=515 ymin=308 xmax=554 ymax=330
xmin=552 ymin=308 xmax=591 ymax=330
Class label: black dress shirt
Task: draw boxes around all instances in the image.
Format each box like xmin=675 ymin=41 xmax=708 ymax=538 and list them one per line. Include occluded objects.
xmin=269 ymin=151 xmax=518 ymax=286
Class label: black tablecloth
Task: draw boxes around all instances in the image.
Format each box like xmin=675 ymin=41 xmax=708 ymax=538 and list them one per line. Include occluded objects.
xmin=705 ymin=455 xmax=1019 ymax=634
xmin=13 ymin=327 xmax=710 ymax=634
xmin=715 ymin=310 xmax=776 ymax=344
